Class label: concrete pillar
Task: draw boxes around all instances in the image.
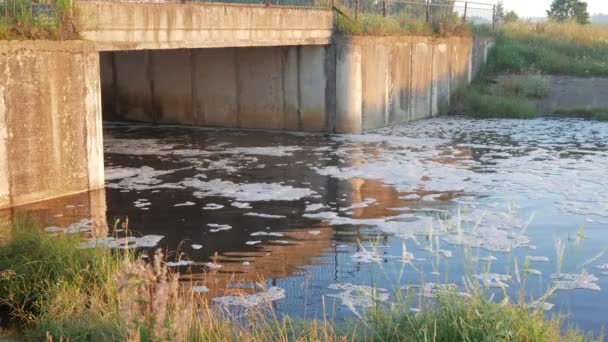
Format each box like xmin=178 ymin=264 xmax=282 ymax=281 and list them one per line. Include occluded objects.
xmin=335 ymin=40 xmax=363 ymax=133
xmin=236 ymin=47 xmax=285 ymax=129
xmin=283 ymin=46 xmax=300 ymax=130
xmin=0 ymin=56 xmax=10 ymax=209
xmin=389 ymin=42 xmax=411 ymax=125
xmin=299 ymin=46 xmax=327 ymax=131
xmin=411 ymin=42 xmax=432 ymax=121
xmin=432 ymin=42 xmax=451 ymax=116
xmin=361 ymin=42 xmax=389 ymax=131
xmin=152 ymin=49 xmax=195 ymax=124
xmin=113 ymin=50 xmax=154 ymax=122
xmin=83 ymin=52 xmax=105 ymax=191
xmin=193 ymin=48 xmax=239 ymax=128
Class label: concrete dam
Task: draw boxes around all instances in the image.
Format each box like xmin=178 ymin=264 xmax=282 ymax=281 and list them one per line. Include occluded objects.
xmin=0 ymin=0 xmax=494 ymax=209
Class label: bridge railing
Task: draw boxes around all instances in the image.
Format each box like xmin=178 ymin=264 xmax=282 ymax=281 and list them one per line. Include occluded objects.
xmin=78 ymin=0 xmax=332 ymax=9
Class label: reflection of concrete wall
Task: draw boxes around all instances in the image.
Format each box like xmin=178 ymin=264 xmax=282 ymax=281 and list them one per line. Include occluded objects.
xmin=335 ymin=35 xmax=494 ymax=133
xmin=79 ymin=1 xmax=334 ymax=51
xmin=102 ymin=45 xmax=331 ymax=131
xmin=0 ymin=41 xmax=104 ymax=209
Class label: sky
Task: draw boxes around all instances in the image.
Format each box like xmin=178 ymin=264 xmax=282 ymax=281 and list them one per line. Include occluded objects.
xmin=502 ymin=0 xmax=608 ymax=18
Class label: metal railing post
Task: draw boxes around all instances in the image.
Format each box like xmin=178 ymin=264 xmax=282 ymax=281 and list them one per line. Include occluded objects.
xmin=463 ymin=1 xmax=468 ymax=23
xmin=492 ymin=4 xmax=496 ymax=29
xmin=425 ymin=0 xmax=430 ymax=25
xmin=382 ymin=0 xmax=386 ymax=17
xmin=355 ymin=0 xmax=359 ymax=22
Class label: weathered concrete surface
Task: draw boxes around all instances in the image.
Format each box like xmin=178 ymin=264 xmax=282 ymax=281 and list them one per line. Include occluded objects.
xmin=496 ymin=74 xmax=608 ymax=114
xmin=335 ymin=41 xmax=363 ymax=133
xmin=432 ymin=43 xmax=450 ymax=116
xmin=79 ymin=1 xmax=334 ymax=51
xmin=0 ymin=41 xmax=104 ymax=209
xmin=334 ymin=35 xmax=494 ymax=132
xmin=102 ymin=45 xmax=331 ymax=131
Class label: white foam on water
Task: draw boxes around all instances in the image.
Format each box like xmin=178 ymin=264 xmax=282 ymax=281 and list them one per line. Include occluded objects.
xmin=474 ymin=273 xmax=512 ymax=288
xmin=207 ymin=223 xmax=232 ymax=233
xmin=203 ymin=203 xmax=224 ymax=210
xmin=45 ymin=219 xmax=92 ymax=235
xmin=250 ymin=231 xmax=284 ymax=237
xmin=351 ymin=250 xmax=381 ymax=263
xmin=204 ymin=262 xmax=222 ymax=270
xmin=552 ymin=271 xmax=601 ymax=291
xmin=166 ymin=260 xmax=194 ymax=267
xmin=191 ymin=244 xmax=203 ymax=250
xmin=184 ymin=178 xmax=316 ymax=202
xmin=213 ymin=287 xmax=286 ymax=308
xmin=231 ymin=202 xmax=252 ymax=209
xmin=106 ymin=166 xmax=182 ymax=191
xmin=305 ymin=203 xmax=325 ymax=212
xmin=527 ymin=256 xmax=550 ymax=262
xmin=340 ymin=197 xmax=377 ymax=211
xmin=80 ymin=235 xmax=164 ymax=249
xmin=192 ymin=286 xmax=209 ymax=294
xmin=327 ymin=283 xmax=389 ymax=317
xmin=246 ymin=241 xmax=262 ymax=245
xmin=308 ymin=230 xmax=321 ymax=235
xmin=404 ymin=282 xmax=468 ymax=298
xmin=174 ymin=201 xmax=195 ymax=207
xmin=222 ymin=146 xmax=302 ymax=157
xmin=244 ymin=213 xmax=286 ymax=219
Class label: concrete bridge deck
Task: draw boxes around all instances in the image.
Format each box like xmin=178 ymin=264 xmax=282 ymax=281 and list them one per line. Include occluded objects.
xmin=78 ymin=1 xmax=334 ymax=51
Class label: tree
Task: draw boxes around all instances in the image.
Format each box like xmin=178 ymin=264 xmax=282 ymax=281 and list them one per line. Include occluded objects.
xmin=504 ymin=10 xmax=519 ymax=23
xmin=495 ymin=1 xmax=505 ymax=23
xmin=547 ymin=0 xmax=590 ymax=24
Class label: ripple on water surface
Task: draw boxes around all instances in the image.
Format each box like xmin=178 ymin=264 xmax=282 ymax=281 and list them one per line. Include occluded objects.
xmin=9 ymin=118 xmax=608 ymax=334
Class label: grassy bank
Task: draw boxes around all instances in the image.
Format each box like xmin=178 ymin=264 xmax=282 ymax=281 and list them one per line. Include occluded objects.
xmin=453 ymin=21 xmax=608 ymax=119
xmin=0 ymin=0 xmax=79 ymax=40
xmin=0 ymin=220 xmax=599 ymax=341
xmin=335 ymin=9 xmax=470 ymax=37
xmin=487 ymin=21 xmax=608 ymax=77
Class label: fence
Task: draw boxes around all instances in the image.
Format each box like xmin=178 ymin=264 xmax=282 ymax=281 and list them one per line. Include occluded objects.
xmin=334 ymin=0 xmax=496 ymax=29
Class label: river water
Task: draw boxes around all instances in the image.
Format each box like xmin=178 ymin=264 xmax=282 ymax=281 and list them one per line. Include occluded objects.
xmin=7 ymin=117 xmax=608 ymax=333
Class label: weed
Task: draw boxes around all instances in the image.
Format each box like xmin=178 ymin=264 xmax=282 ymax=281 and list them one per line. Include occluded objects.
xmin=454 ymin=87 xmax=539 ymax=119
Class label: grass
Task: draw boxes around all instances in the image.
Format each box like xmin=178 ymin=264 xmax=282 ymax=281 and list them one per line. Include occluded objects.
xmin=500 ymin=75 xmax=551 ymax=99
xmin=553 ymin=107 xmax=608 ymax=121
xmin=486 ymin=21 xmax=608 ymax=77
xmin=453 ymin=21 xmax=608 ymax=118
xmin=0 ymin=218 xmax=600 ymax=341
xmin=452 ymin=86 xmax=540 ymax=119
xmin=0 ymin=0 xmax=79 ymax=40
xmin=335 ymin=9 xmax=469 ymax=37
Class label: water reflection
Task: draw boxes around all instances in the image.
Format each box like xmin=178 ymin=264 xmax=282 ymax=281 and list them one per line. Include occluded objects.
xmin=2 ymin=118 xmax=608 ymax=333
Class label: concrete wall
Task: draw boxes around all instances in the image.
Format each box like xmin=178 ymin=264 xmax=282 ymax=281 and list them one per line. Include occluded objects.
xmin=335 ymin=35 xmax=494 ymax=132
xmin=0 ymin=41 xmax=104 ymax=209
xmin=101 ymin=45 xmax=332 ymax=131
xmin=79 ymin=1 xmax=334 ymax=51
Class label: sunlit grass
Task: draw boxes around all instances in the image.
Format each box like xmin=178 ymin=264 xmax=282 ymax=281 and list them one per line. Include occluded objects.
xmin=0 ymin=218 xmax=600 ymax=341
xmin=487 ymin=22 xmax=608 ymax=76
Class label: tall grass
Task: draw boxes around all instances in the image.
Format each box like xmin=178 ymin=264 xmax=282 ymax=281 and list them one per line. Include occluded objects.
xmin=487 ymin=21 xmax=608 ymax=76
xmin=0 ymin=219 xmax=599 ymax=341
xmin=452 ymin=86 xmax=540 ymax=119
xmin=335 ymin=9 xmax=469 ymax=37
xmin=0 ymin=0 xmax=79 ymax=40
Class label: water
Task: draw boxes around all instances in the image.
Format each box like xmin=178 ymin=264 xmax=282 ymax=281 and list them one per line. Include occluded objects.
xmin=5 ymin=117 xmax=608 ymax=333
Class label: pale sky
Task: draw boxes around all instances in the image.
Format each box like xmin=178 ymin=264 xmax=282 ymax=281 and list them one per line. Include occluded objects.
xmin=502 ymin=0 xmax=608 ymax=18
